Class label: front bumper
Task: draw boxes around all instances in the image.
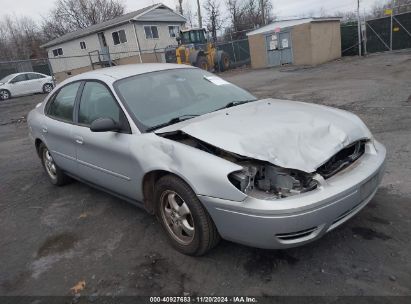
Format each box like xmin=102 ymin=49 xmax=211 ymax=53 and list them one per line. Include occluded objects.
xmin=199 ymin=140 xmax=386 ymax=249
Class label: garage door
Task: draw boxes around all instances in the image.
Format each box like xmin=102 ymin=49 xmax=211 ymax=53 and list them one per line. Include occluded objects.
xmin=265 ymin=32 xmax=293 ymax=66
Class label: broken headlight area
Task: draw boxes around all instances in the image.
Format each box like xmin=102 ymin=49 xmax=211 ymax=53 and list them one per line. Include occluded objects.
xmin=228 ymin=163 xmax=318 ymax=199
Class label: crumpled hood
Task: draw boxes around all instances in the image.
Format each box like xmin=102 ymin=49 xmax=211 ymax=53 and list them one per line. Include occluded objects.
xmin=156 ymin=99 xmax=372 ymax=173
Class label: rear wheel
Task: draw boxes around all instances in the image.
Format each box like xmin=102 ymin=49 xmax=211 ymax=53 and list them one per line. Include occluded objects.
xmin=155 ymin=175 xmax=220 ymax=256
xmin=0 ymin=89 xmax=10 ymax=101
xmin=43 ymin=83 xmax=53 ymax=94
xmin=39 ymin=143 xmax=70 ymax=186
xmin=196 ymin=56 xmax=209 ymax=71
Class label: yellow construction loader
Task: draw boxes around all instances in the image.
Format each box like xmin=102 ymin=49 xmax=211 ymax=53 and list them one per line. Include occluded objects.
xmin=165 ymin=28 xmax=230 ymax=72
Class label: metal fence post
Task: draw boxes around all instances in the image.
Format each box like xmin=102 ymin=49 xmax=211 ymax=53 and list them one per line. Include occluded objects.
xmin=390 ymin=0 xmax=394 ymax=50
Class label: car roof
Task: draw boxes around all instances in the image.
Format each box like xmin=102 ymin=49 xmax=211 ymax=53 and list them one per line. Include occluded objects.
xmin=64 ymin=63 xmax=196 ymax=84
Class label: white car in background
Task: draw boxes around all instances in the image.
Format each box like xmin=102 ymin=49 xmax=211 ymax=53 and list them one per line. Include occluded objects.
xmin=0 ymin=72 xmax=54 ymax=101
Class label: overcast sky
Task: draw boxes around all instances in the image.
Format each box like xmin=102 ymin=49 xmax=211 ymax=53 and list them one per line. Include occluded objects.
xmin=0 ymin=0 xmax=382 ymax=23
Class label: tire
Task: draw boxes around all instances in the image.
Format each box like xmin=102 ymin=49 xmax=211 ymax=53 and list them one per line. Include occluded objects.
xmin=43 ymin=83 xmax=53 ymax=94
xmin=218 ymin=52 xmax=230 ymax=72
xmin=154 ymin=175 xmax=220 ymax=256
xmin=0 ymin=89 xmax=10 ymax=101
xmin=196 ymin=56 xmax=209 ymax=71
xmin=39 ymin=143 xmax=70 ymax=186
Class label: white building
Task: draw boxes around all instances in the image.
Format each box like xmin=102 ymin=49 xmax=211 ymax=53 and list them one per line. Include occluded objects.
xmin=41 ymin=3 xmax=186 ymax=82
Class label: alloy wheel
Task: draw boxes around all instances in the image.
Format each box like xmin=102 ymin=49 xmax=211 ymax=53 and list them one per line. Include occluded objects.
xmin=43 ymin=149 xmax=57 ymax=180
xmin=0 ymin=90 xmax=10 ymax=100
xmin=44 ymin=84 xmax=53 ymax=93
xmin=160 ymin=190 xmax=195 ymax=245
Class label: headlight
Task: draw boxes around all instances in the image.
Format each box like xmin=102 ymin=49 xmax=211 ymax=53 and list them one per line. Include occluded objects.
xmin=228 ymin=162 xmax=317 ymax=199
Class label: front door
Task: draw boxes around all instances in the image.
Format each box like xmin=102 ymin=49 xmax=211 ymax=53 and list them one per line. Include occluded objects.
xmin=98 ymin=32 xmax=110 ymax=62
xmin=265 ymin=31 xmax=293 ymax=66
xmin=8 ymin=74 xmax=29 ymax=96
xmin=72 ymin=81 xmax=136 ymax=199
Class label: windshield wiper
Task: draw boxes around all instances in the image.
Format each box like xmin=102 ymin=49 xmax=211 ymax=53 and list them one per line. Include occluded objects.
xmin=217 ymin=99 xmax=257 ymax=111
xmin=146 ymin=114 xmax=199 ymax=132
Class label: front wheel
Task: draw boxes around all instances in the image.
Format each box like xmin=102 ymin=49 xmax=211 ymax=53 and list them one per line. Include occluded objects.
xmin=196 ymin=56 xmax=209 ymax=71
xmin=155 ymin=175 xmax=220 ymax=256
xmin=0 ymin=89 xmax=10 ymax=101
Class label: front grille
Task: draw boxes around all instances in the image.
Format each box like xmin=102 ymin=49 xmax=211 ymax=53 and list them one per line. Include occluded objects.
xmin=276 ymin=226 xmax=318 ymax=241
xmin=317 ymin=140 xmax=366 ymax=179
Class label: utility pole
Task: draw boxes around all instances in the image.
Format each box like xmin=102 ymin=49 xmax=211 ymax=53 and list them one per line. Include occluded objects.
xmin=357 ymin=0 xmax=362 ymax=56
xmin=260 ymin=0 xmax=265 ymax=25
xmin=196 ymin=0 xmax=202 ymax=28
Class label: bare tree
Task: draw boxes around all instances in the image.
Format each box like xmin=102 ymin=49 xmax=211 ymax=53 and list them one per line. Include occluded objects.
xmin=183 ymin=0 xmax=196 ymax=28
xmin=42 ymin=0 xmax=125 ymax=40
xmin=226 ymin=0 xmax=274 ymax=39
xmin=0 ymin=15 xmax=46 ymax=60
xmin=203 ymin=0 xmax=223 ymax=41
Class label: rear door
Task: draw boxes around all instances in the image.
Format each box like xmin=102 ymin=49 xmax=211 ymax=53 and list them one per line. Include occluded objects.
xmin=27 ymin=73 xmax=46 ymax=93
xmin=72 ymin=81 xmax=136 ymax=199
xmin=43 ymin=81 xmax=81 ymax=173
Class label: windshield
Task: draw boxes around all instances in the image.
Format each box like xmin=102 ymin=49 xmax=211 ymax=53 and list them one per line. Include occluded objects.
xmin=0 ymin=74 xmax=16 ymax=83
xmin=114 ymin=68 xmax=256 ymax=132
xmin=181 ymin=30 xmax=206 ymax=44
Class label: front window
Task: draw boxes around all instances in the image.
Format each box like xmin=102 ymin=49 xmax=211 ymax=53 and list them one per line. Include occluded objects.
xmin=12 ymin=74 xmax=28 ymax=83
xmin=52 ymin=48 xmax=63 ymax=57
xmin=144 ymin=26 xmax=159 ymax=39
xmin=112 ymin=30 xmax=127 ymax=45
xmin=114 ymin=68 xmax=256 ymax=131
xmin=78 ymin=82 xmax=121 ymax=125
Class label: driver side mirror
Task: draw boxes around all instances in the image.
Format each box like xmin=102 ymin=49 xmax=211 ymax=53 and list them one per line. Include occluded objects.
xmin=90 ymin=117 xmax=119 ymax=132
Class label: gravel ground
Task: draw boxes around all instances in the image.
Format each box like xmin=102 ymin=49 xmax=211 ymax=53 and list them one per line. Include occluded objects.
xmin=1 ymin=51 xmax=410 ymax=297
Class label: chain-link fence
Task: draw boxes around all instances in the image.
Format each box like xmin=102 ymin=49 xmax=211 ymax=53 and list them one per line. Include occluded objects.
xmin=0 ymin=59 xmax=51 ymax=79
xmin=216 ymin=39 xmax=251 ymax=67
xmin=341 ymin=11 xmax=411 ymax=56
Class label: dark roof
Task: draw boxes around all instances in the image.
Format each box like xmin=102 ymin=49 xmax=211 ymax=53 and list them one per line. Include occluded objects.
xmin=41 ymin=3 xmax=185 ymax=48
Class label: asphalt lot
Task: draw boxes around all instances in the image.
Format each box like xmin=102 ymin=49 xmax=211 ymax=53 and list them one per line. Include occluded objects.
xmin=1 ymin=51 xmax=410 ymax=296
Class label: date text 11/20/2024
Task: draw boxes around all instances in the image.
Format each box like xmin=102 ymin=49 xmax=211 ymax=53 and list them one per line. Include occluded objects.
xmin=149 ymin=296 xmax=258 ymax=303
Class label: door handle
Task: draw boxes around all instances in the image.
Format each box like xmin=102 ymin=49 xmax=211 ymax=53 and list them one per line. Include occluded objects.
xmin=41 ymin=126 xmax=48 ymax=133
xmin=74 ymin=136 xmax=84 ymax=145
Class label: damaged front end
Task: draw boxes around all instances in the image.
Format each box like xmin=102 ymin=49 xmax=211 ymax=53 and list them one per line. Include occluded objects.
xmin=159 ymin=131 xmax=369 ymax=201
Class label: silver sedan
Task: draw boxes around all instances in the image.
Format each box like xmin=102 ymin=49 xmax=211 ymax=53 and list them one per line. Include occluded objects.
xmin=28 ymin=64 xmax=386 ymax=255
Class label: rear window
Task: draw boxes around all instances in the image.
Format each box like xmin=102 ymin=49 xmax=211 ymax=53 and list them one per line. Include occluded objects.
xmin=47 ymin=82 xmax=80 ymax=122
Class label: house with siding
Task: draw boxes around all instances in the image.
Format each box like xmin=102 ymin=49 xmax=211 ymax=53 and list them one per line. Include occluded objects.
xmin=41 ymin=3 xmax=186 ymax=82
